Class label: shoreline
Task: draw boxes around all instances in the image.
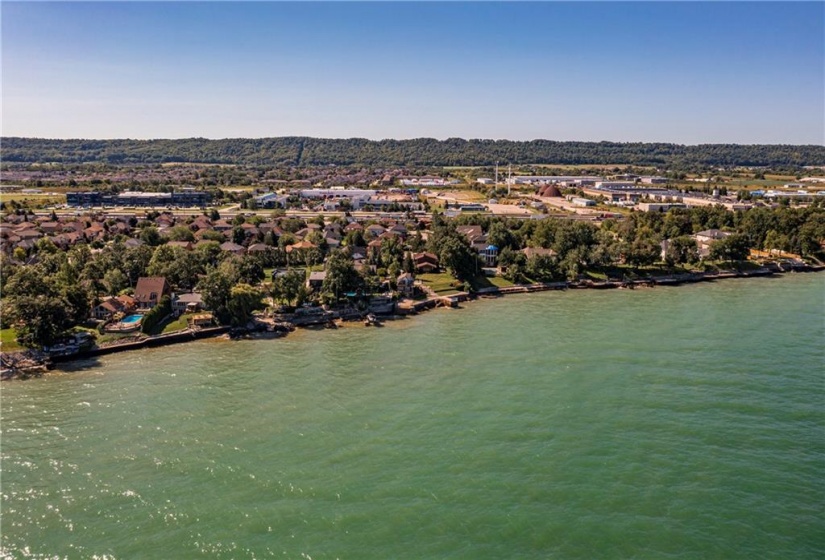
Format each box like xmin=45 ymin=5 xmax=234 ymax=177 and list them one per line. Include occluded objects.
xmin=2 ymin=264 xmax=822 ymax=379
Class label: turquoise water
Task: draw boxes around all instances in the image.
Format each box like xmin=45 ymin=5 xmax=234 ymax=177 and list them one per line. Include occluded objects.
xmin=2 ymin=274 xmax=823 ymax=558
xmin=121 ymin=314 xmax=143 ymax=324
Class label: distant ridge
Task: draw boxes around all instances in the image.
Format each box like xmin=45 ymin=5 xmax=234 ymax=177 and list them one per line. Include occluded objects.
xmin=3 ymin=137 xmax=824 ymax=168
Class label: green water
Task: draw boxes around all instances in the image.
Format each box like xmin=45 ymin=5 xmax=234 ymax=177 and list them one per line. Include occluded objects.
xmin=2 ymin=274 xmax=824 ymax=559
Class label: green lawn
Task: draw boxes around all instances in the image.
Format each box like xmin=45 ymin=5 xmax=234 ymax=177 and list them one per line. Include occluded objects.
xmin=158 ymin=314 xmax=195 ymax=335
xmin=0 ymin=328 xmax=23 ymax=353
xmin=418 ymin=272 xmax=462 ymax=295
xmin=96 ymin=332 xmax=138 ymax=345
xmin=470 ymin=274 xmax=517 ymax=290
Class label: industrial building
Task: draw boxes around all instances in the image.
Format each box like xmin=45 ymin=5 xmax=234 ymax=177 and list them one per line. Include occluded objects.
xmin=66 ymin=189 xmax=211 ymax=207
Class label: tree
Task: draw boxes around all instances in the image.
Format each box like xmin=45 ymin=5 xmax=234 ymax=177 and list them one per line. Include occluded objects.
xmin=439 ymin=236 xmax=479 ymax=281
xmin=35 ymin=237 xmax=59 ymax=255
xmin=195 ymin=240 xmax=224 ymax=269
xmin=123 ymin=245 xmax=153 ymax=286
xmin=13 ymin=247 xmax=27 ymax=262
xmin=271 ymin=269 xmax=307 ymax=306
xmin=141 ymin=295 xmax=172 ymax=334
xmin=402 ymin=252 xmax=415 ymax=274
xmin=10 ymin=296 xmax=71 ymax=349
xmin=231 ymin=226 xmax=246 ymax=246
xmin=103 ymin=268 xmax=129 ymax=296
xmin=140 ymin=226 xmax=163 ymax=246
xmin=166 ymin=225 xmax=195 ymax=242
xmin=201 ymin=229 xmax=226 ymax=242
xmin=526 ymin=254 xmax=557 ymax=281
xmin=709 ymin=233 xmax=751 ymax=262
xmin=198 ymin=267 xmax=234 ymax=324
xmin=763 ymin=230 xmax=790 ymax=253
xmin=624 ymin=234 xmax=661 ymax=267
xmin=3 ymin=266 xmax=57 ymax=298
xmin=227 ymin=284 xmax=265 ymax=326
xmin=62 ymin=283 xmax=93 ymax=325
xmin=344 ymin=229 xmax=365 ymax=248
xmin=664 ymin=236 xmax=699 ymax=266
xmin=322 ymin=250 xmax=363 ymax=301
xmin=487 ymin=221 xmax=518 ymax=251
xmin=237 ymin=255 xmax=265 ymax=285
xmin=148 ymin=245 xmax=203 ymax=289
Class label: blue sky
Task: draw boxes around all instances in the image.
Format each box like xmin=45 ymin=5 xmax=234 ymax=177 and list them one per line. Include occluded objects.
xmin=2 ymin=2 xmax=823 ymax=144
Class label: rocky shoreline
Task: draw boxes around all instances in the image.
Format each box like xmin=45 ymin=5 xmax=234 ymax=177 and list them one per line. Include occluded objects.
xmin=2 ymin=263 xmax=821 ymax=380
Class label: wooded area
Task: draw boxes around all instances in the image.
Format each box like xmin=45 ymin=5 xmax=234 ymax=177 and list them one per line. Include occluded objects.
xmin=4 ymin=137 xmax=824 ymax=168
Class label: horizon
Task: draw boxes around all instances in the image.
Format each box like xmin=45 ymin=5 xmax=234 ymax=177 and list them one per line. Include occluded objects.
xmin=2 ymin=2 xmax=823 ymax=144
xmin=4 ymin=135 xmax=824 ymax=148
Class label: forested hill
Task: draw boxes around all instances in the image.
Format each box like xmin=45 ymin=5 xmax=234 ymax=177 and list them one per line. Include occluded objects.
xmin=3 ymin=137 xmax=824 ymax=168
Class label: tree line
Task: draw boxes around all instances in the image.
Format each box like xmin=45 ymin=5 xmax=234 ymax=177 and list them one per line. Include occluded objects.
xmin=4 ymin=137 xmax=824 ymax=168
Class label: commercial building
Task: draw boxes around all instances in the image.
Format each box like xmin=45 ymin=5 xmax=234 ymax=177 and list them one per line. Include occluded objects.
xmin=67 ymin=189 xmax=211 ymax=207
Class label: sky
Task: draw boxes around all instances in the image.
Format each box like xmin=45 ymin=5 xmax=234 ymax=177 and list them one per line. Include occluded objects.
xmin=2 ymin=1 xmax=823 ymax=144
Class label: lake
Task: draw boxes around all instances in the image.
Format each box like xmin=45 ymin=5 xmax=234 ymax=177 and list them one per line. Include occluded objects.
xmin=2 ymin=273 xmax=823 ymax=558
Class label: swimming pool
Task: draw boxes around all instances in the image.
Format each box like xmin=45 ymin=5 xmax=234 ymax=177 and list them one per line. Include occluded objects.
xmin=121 ymin=314 xmax=143 ymax=324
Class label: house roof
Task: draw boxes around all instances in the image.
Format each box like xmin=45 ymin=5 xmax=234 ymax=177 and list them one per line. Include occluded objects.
xmin=220 ymin=242 xmax=245 ymax=252
xmin=456 ymin=225 xmax=483 ymax=239
xmin=413 ymin=252 xmax=439 ymax=263
xmin=175 ymin=292 xmax=203 ymax=304
xmin=695 ymin=229 xmax=732 ymax=240
xmin=286 ymin=240 xmax=317 ymax=252
xmin=521 ymin=247 xmax=557 ymax=258
xmin=134 ymin=277 xmax=170 ymax=303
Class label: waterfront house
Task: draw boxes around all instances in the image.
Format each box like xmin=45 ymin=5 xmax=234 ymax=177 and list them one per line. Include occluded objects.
xmin=520 ymin=247 xmax=557 ymax=259
xmin=694 ymin=229 xmax=732 ymax=258
xmin=479 ymin=244 xmax=499 ymax=266
xmin=134 ymin=277 xmax=171 ymax=310
xmin=92 ymin=295 xmax=137 ymax=320
xmin=307 ymin=271 xmax=327 ymax=291
xmin=396 ymin=272 xmax=415 ymax=297
xmin=413 ymin=252 xmax=439 ymax=273
xmin=456 ymin=225 xmax=484 ymax=241
xmin=172 ymin=292 xmax=203 ymax=316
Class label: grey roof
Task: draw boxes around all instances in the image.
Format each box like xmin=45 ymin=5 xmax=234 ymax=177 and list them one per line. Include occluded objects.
xmin=175 ymin=292 xmax=203 ymax=304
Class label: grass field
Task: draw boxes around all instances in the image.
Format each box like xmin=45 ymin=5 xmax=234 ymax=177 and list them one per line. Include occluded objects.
xmin=0 ymin=194 xmax=65 ymax=205
xmin=0 ymin=328 xmax=23 ymax=353
xmin=725 ymin=179 xmax=789 ymax=188
xmin=158 ymin=314 xmax=195 ymax=335
xmin=471 ymin=275 xmax=517 ymax=290
xmin=418 ymin=272 xmax=462 ymax=295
